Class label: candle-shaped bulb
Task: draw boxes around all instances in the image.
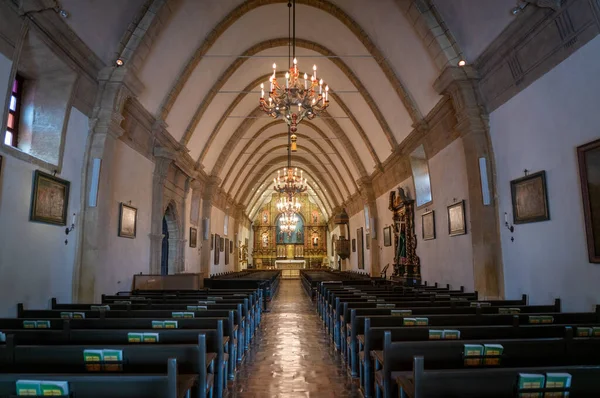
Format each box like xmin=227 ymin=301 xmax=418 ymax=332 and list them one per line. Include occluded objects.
xmin=285 ymin=72 xmax=289 ymax=79
xmin=273 ymin=63 xmax=277 ymax=70
xmin=313 ymin=65 xmax=317 ymax=71
xmin=260 ymin=83 xmax=264 ymax=89
xmin=325 ymin=85 xmax=329 ymax=92
xmin=293 ymin=58 xmax=297 ymax=65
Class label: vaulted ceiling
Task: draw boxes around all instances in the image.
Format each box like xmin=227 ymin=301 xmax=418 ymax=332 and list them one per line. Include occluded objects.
xmin=59 ymin=0 xmax=516 ymax=220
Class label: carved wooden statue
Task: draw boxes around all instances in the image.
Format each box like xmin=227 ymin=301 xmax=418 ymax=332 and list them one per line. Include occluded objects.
xmin=389 ymin=187 xmax=421 ymax=284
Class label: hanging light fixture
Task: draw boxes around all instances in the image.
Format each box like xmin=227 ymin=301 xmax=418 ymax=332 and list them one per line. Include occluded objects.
xmin=276 ymin=195 xmax=301 ymax=213
xmin=279 ymin=212 xmax=299 ymax=234
xmin=259 ymin=0 xmax=329 ymax=141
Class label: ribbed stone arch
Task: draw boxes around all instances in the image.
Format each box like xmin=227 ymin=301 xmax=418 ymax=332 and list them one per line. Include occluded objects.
xmin=225 ymin=131 xmax=351 ymax=198
xmin=236 ymin=155 xmax=338 ymax=208
xmin=157 ymin=0 xmax=422 ymax=124
xmin=220 ymin=119 xmax=358 ymax=194
xmin=232 ymin=142 xmax=347 ymax=202
xmin=195 ymin=69 xmax=381 ymax=172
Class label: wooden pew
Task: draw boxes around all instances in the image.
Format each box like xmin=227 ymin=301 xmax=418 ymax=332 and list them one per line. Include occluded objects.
xmin=397 ymin=356 xmax=600 ymax=398
xmin=0 ymin=358 xmax=186 ymax=398
xmin=0 ymin=334 xmax=215 ymax=398
xmin=374 ymin=330 xmax=600 ymax=398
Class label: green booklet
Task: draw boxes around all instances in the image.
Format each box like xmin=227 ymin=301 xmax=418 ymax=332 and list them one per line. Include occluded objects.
xmin=172 ymin=312 xmax=184 ymax=318
xmin=83 ymin=349 xmax=104 ymax=371
xmin=40 ymin=381 xmax=69 ymax=395
xmin=114 ymin=300 xmax=132 ymax=305
xmin=73 ymin=312 xmax=86 ymax=319
xmin=576 ymin=327 xmax=592 ymax=337
xmin=518 ymin=373 xmax=545 ymax=398
xmin=593 ymin=327 xmax=600 ymax=337
xmin=197 ymin=301 xmax=216 ymax=305
xmin=207 ymin=296 xmax=222 ymax=300
xmin=483 ymin=344 xmax=503 ymax=366
xmin=428 ymin=330 xmax=443 ymax=340
xmin=0 ymin=332 xmax=5 ymax=343
xmin=127 ymin=332 xmax=143 ymax=343
xmin=442 ymin=330 xmax=461 ymax=340
xmin=403 ymin=318 xmax=416 ymax=326
xmin=151 ymin=320 xmax=165 ymax=329
xmin=142 ymin=333 xmax=159 ymax=343
xmin=545 ymin=372 xmax=571 ymax=397
xmin=16 ymin=380 xmax=42 ymax=396
xmin=91 ymin=305 xmax=110 ymax=311
xmin=103 ymin=349 xmax=123 ymax=371
xmin=164 ymin=320 xmax=178 ymax=329
xmin=60 ymin=312 xmax=73 ymax=319
xmin=463 ymin=344 xmax=484 ymax=366
xmin=415 ymin=317 xmax=429 ymax=326
xmin=35 ymin=320 xmax=50 ymax=329
xmin=499 ymin=307 xmax=521 ymax=314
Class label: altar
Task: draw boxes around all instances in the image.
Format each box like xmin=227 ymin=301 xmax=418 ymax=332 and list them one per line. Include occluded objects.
xmin=274 ymin=259 xmax=306 ymax=269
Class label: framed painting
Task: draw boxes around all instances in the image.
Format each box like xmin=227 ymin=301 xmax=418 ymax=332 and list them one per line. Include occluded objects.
xmin=578 ymin=139 xmax=600 ymax=263
xmin=225 ymin=238 xmax=230 ymax=265
xmin=189 ymin=227 xmax=197 ymax=248
xmin=510 ymin=171 xmax=550 ymax=224
xmin=230 ymin=240 xmax=233 ymax=253
xmin=352 ymin=238 xmax=356 ymax=252
xmin=219 ymin=237 xmax=225 ymax=252
xmin=383 ymin=226 xmax=392 ymax=247
xmin=357 ymin=227 xmax=364 ymax=269
xmin=118 ymin=203 xmax=137 ymax=238
xmin=214 ymin=234 xmax=220 ymax=264
xmin=366 ymin=233 xmax=370 ymax=250
xmin=30 ymin=170 xmax=70 ymax=226
xmin=447 ymin=201 xmax=466 ymax=237
xmin=422 ymin=210 xmax=436 ymax=240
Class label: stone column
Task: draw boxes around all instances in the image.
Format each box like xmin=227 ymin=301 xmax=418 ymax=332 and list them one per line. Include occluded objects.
xmin=434 ymin=66 xmax=504 ymax=299
xmin=148 ymin=145 xmax=176 ymax=274
xmin=199 ymin=176 xmax=221 ymax=274
xmin=174 ymin=177 xmax=192 ymax=273
xmin=358 ymin=178 xmax=381 ymax=277
xmin=76 ymin=67 xmax=143 ymax=302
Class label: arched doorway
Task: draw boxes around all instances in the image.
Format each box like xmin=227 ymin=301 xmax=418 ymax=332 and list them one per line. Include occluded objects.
xmin=160 ymin=203 xmax=179 ymax=275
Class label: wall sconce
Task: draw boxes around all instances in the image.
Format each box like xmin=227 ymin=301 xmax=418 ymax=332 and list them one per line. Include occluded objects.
xmin=504 ymin=212 xmax=515 ymax=242
xmin=65 ymin=213 xmax=76 ymax=235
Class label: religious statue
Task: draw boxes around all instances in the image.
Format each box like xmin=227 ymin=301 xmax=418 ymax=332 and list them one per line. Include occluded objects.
xmin=394 ymin=229 xmax=406 ymax=264
xmin=312 ymin=236 xmax=319 ymax=247
xmin=312 ymin=210 xmax=318 ymax=224
xmin=261 ymin=232 xmax=269 ymax=248
xmin=262 ymin=211 xmax=268 ymax=224
xmin=296 ymin=229 xmax=303 ymax=242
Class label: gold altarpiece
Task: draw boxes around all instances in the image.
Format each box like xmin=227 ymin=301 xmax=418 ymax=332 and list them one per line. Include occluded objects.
xmin=389 ymin=188 xmax=422 ymax=284
xmin=253 ymin=193 xmax=327 ymax=268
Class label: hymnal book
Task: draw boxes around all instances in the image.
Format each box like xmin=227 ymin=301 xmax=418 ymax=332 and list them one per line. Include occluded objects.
xmin=499 ymin=307 xmax=521 ymax=314
xmin=443 ymin=330 xmax=461 ymax=340
xmin=83 ymin=349 xmax=104 ymax=371
xmin=182 ymin=312 xmax=195 ymax=318
xmin=73 ymin=312 xmax=85 ymax=319
xmin=415 ymin=318 xmax=429 ymax=326
xmin=16 ymin=380 xmax=42 ymax=396
xmin=593 ymin=327 xmax=600 ymax=337
xmin=483 ymin=344 xmax=503 ymax=366
xmin=197 ymin=301 xmax=216 ymax=305
xmin=529 ymin=315 xmax=555 ymax=324
xmin=103 ymin=349 xmax=123 ymax=371
xmin=40 ymin=381 xmax=69 ymax=396
xmin=403 ymin=318 xmax=416 ymax=326
xmin=142 ymin=333 xmax=159 ymax=343
xmin=127 ymin=332 xmax=143 ymax=343
xmin=576 ymin=327 xmax=592 ymax=337
xmin=545 ymin=372 xmax=571 ymax=397
xmin=164 ymin=320 xmax=178 ymax=328
xmin=518 ymin=373 xmax=545 ymax=398
xmin=391 ymin=310 xmax=412 ymax=316
xmin=152 ymin=320 xmax=165 ymax=329
xmin=463 ymin=344 xmax=484 ymax=366
xmin=187 ymin=306 xmax=198 ymax=310
xmin=23 ymin=321 xmax=36 ymax=329
xmin=35 ymin=320 xmax=50 ymax=328
xmin=172 ymin=312 xmax=184 ymax=318
xmin=428 ymin=330 xmax=443 ymax=340
xmin=60 ymin=312 xmax=73 ymax=319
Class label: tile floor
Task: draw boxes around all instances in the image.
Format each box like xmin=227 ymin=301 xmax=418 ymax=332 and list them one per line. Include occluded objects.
xmin=225 ymin=279 xmax=361 ymax=398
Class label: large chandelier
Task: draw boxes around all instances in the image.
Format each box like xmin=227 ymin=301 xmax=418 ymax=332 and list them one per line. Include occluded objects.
xmin=259 ymin=0 xmax=329 ymax=142
xmin=273 ymin=166 xmax=307 ymax=194
xmin=279 ymin=212 xmax=299 ymax=233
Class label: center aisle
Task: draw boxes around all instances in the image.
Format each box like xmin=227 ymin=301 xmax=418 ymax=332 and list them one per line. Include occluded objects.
xmin=226 ymin=279 xmax=361 ymax=398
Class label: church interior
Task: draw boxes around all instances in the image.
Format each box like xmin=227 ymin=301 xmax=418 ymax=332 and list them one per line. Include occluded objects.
xmin=0 ymin=0 xmax=600 ymax=397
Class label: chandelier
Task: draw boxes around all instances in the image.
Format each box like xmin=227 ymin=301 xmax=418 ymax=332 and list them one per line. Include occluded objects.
xmin=279 ymin=212 xmax=299 ymax=233
xmin=273 ymin=166 xmax=307 ymax=194
xmin=259 ymin=0 xmax=329 ymax=142
xmin=276 ymin=194 xmax=301 ymax=213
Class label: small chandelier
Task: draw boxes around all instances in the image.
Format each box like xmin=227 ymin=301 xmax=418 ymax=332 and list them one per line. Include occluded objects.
xmin=273 ymin=167 xmax=307 ymax=194
xmin=258 ymin=0 xmax=329 ymax=139
xmin=276 ymin=195 xmax=301 ymax=214
xmin=279 ymin=212 xmax=299 ymax=233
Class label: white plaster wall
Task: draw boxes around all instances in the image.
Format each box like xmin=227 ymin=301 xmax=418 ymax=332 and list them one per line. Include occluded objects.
xmin=97 ymin=141 xmax=153 ymax=295
xmin=209 ymin=206 xmax=235 ymax=275
xmin=414 ymin=138 xmax=474 ymax=290
xmin=0 ymin=74 xmax=88 ymax=317
xmin=184 ymin=189 xmax=201 ymax=273
xmin=490 ymin=36 xmax=600 ymax=312
xmin=348 ymin=210 xmax=370 ymax=273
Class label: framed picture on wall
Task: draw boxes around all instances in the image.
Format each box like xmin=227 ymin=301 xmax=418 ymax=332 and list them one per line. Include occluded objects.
xmin=230 ymin=240 xmax=233 ymax=253
xmin=447 ymin=201 xmax=466 ymax=237
xmin=214 ymin=234 xmax=220 ymax=264
xmin=383 ymin=226 xmax=392 ymax=247
xmin=422 ymin=210 xmax=435 ymax=240
xmin=189 ymin=227 xmax=197 ymax=248
xmin=30 ymin=170 xmax=70 ymax=226
xmin=578 ymin=139 xmax=600 ymax=263
xmin=510 ymin=170 xmax=550 ymax=224
xmin=366 ymin=233 xmax=371 ymax=250
xmin=211 ymin=234 xmax=214 ymax=250
xmin=118 ymin=203 xmax=137 ymax=238
xmin=225 ymin=238 xmax=230 ymax=265
xmin=357 ymin=227 xmax=364 ymax=269
xmin=219 ymin=237 xmax=225 ymax=252
xmin=352 ymin=239 xmax=356 ymax=252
